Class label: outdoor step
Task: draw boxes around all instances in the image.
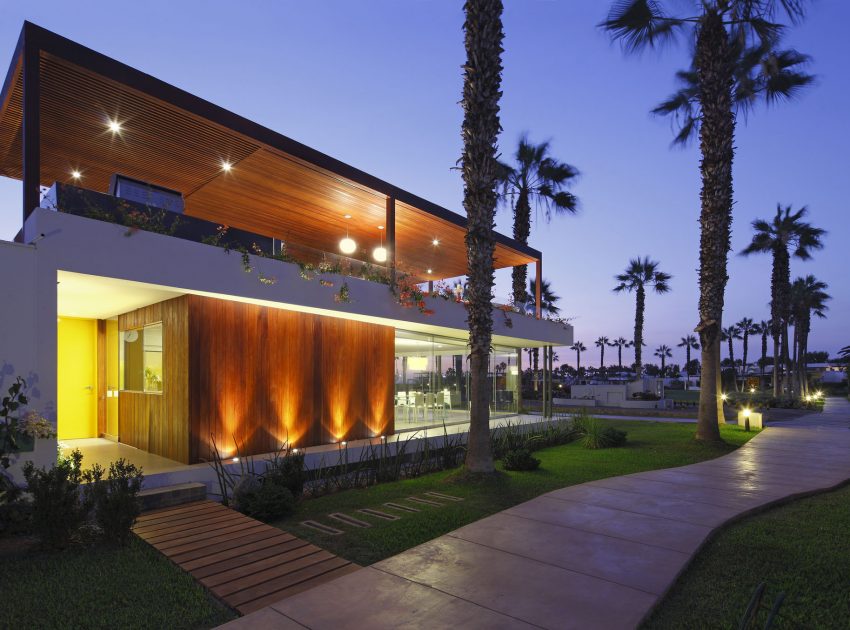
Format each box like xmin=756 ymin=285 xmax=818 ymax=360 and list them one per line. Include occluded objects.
xmin=138 ymin=482 xmax=207 ymax=512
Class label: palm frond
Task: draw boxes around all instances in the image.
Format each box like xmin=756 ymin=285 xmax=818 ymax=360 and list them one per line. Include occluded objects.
xmin=600 ymin=0 xmax=684 ymax=52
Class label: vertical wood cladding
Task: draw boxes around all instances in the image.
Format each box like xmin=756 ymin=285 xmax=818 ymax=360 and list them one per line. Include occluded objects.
xmin=187 ymin=296 xmax=394 ymax=463
xmin=118 ymin=295 xmax=394 ymax=464
xmin=117 ymin=297 xmax=189 ymax=463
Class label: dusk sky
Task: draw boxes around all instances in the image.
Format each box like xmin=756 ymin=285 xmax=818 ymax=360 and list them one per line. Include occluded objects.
xmin=2 ymin=1 xmax=847 ymax=368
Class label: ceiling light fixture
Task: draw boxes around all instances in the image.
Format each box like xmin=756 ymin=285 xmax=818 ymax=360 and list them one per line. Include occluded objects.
xmin=221 ymin=160 xmax=232 ymax=172
xmin=70 ymin=170 xmax=82 ymax=180
xmin=373 ymin=225 xmax=387 ymax=263
xmin=339 ymin=214 xmax=357 ymax=255
xmin=432 ymin=238 xmax=440 ymax=246
xmin=427 ymin=268 xmax=433 ymax=274
xmin=107 ymin=119 xmax=122 ymax=134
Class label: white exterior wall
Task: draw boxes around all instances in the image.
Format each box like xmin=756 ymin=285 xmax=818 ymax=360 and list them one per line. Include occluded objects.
xmin=1 ymin=207 xmax=573 ymax=481
xmin=0 ymin=241 xmax=56 ymax=477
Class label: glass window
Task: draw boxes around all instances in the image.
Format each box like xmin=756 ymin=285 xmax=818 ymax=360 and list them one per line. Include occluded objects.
xmin=119 ymin=323 xmax=163 ymax=393
xmin=393 ymin=330 xmax=520 ymax=427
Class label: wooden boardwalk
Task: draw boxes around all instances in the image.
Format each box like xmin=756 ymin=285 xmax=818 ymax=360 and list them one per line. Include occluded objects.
xmin=133 ymin=500 xmax=359 ymax=615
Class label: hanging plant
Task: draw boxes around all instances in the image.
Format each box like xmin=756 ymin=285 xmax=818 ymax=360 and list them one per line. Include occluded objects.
xmin=334 ymin=282 xmax=352 ymax=304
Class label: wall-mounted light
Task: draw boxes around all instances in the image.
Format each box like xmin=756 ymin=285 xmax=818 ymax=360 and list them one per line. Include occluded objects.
xmin=339 ymin=214 xmax=357 ymax=255
xmin=373 ymin=225 xmax=387 ymax=262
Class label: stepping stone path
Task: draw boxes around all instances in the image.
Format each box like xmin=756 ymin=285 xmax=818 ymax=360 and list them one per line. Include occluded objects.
xmin=302 ymin=493 xmax=465 ymax=536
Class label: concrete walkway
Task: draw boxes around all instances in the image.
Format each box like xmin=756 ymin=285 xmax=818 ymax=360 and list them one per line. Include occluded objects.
xmin=222 ymin=423 xmax=850 ymax=629
xmin=768 ymin=396 xmax=850 ymax=429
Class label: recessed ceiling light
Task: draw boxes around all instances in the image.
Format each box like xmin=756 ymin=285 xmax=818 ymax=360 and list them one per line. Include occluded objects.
xmin=377 ymin=225 xmax=384 ymax=230
xmin=221 ymin=160 xmax=232 ymax=172
xmin=343 ymin=214 xmax=352 ymax=219
xmin=432 ymin=239 xmax=440 ymax=246
xmin=107 ymin=119 xmax=122 ymax=134
xmin=427 ymin=268 xmax=433 ymax=274
xmin=71 ymin=170 xmax=82 ymax=180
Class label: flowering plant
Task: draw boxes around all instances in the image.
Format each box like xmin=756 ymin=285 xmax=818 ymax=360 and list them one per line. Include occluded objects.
xmin=394 ymin=276 xmax=434 ymax=315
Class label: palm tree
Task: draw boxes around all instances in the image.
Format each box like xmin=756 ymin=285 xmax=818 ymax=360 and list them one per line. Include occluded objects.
xmin=654 ymin=345 xmax=673 ymax=377
xmin=611 ymin=336 xmax=633 ymax=372
xmin=678 ymin=335 xmax=700 ymax=390
xmin=497 ymin=139 xmax=579 ymax=305
xmin=595 ymin=336 xmax=611 ymax=370
xmin=741 ymin=205 xmax=825 ymax=396
xmin=790 ymin=275 xmax=830 ymax=396
xmin=570 ymin=341 xmax=587 ymax=377
xmin=528 ymin=278 xmax=561 ymax=390
xmin=613 ymin=257 xmax=671 ymax=378
xmin=755 ymin=320 xmax=771 ymax=391
xmin=736 ymin=317 xmax=758 ymax=388
xmin=602 ymin=1 xmax=814 ymax=442
xmin=461 ymin=0 xmax=504 ymax=474
xmin=721 ymin=325 xmax=742 ymax=392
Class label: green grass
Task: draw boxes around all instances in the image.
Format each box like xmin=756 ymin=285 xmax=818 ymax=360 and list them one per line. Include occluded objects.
xmin=644 ymin=483 xmax=850 ymax=629
xmin=274 ymin=420 xmax=757 ymax=565
xmin=0 ymin=537 xmax=236 ymax=629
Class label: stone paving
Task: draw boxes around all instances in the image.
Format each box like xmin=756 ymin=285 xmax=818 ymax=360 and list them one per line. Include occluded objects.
xmin=221 ymin=402 xmax=850 ymax=630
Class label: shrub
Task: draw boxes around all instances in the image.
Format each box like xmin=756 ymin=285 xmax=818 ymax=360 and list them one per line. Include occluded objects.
xmin=632 ymin=391 xmax=660 ymax=401
xmin=502 ymin=448 xmax=541 ymax=471
xmin=264 ymin=448 xmax=306 ymax=497
xmin=231 ymin=474 xmax=261 ymax=512
xmin=240 ymin=481 xmax=296 ymax=522
xmin=22 ymin=449 xmax=86 ymax=549
xmin=83 ymin=459 xmax=144 ymax=546
xmin=574 ymin=416 xmax=628 ymax=450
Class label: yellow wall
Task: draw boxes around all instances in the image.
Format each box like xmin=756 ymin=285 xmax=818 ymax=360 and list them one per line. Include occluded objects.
xmin=57 ymin=317 xmax=98 ymax=440
xmin=106 ymin=319 xmax=119 ymax=438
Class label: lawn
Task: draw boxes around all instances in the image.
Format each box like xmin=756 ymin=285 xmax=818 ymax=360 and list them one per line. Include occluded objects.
xmin=0 ymin=537 xmax=236 ymax=629
xmin=644 ymin=483 xmax=850 ymax=629
xmin=273 ymin=419 xmax=757 ymax=566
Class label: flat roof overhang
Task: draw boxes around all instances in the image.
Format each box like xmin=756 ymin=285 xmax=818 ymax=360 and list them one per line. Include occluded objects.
xmin=0 ymin=22 xmax=540 ymax=283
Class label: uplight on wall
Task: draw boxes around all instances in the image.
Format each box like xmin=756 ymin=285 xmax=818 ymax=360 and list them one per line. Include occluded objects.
xmin=339 ymin=214 xmax=357 ymax=255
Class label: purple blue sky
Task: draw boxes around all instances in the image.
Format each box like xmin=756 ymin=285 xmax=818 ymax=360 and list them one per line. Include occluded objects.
xmin=2 ymin=1 xmax=847 ymax=368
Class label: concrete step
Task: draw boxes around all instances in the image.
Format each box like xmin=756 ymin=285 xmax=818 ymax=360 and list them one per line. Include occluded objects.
xmin=138 ymin=482 xmax=207 ymax=512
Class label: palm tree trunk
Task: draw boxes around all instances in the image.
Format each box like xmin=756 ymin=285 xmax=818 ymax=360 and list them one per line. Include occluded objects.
xmin=532 ymin=347 xmax=539 ymax=392
xmin=685 ymin=347 xmax=690 ymax=391
xmin=760 ymin=333 xmax=767 ymax=392
xmin=694 ymin=9 xmax=734 ymax=442
xmin=511 ymin=190 xmax=531 ymax=306
xmin=781 ymin=324 xmax=792 ymax=396
xmin=742 ymin=333 xmax=749 ymax=391
xmin=634 ymin=286 xmax=645 ymax=377
xmin=772 ymin=335 xmax=781 ymax=397
xmin=461 ymin=0 xmax=503 ymax=474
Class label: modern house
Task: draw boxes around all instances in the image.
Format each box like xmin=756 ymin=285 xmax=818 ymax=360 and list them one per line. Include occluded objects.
xmin=0 ymin=23 xmax=572 ymax=477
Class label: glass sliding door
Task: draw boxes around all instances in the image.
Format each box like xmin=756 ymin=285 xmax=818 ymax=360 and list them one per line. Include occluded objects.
xmin=393 ymin=329 xmax=519 ymax=427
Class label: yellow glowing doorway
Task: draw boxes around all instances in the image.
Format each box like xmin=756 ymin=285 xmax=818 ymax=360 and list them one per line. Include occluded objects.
xmin=57 ymin=317 xmax=98 ymax=439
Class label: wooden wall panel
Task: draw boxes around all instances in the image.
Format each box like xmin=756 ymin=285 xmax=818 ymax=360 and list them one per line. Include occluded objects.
xmin=118 ymin=296 xmax=189 ymax=463
xmin=188 ymin=296 xmax=394 ymax=463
